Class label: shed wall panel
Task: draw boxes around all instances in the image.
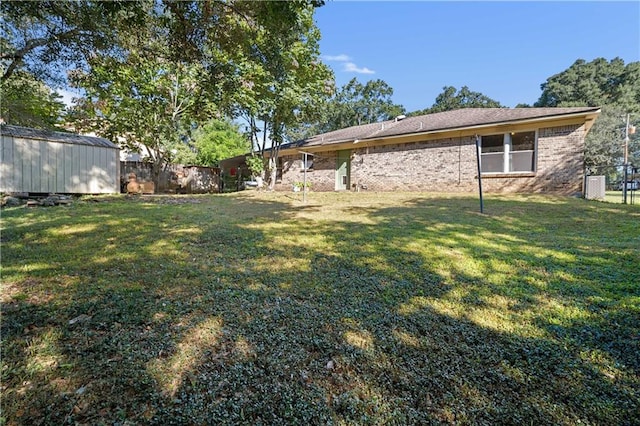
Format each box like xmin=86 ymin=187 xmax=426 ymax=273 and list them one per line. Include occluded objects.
xmin=12 ymin=137 xmax=23 ymax=192
xmin=76 ymin=143 xmax=84 ymax=192
xmin=40 ymin=139 xmax=49 ymax=192
xmin=55 ymin=142 xmax=65 ymax=191
xmin=79 ymin=144 xmax=87 ymax=193
xmin=98 ymin=148 xmax=107 ymax=192
xmin=47 ymin=142 xmax=59 ymax=192
xmin=25 ymin=139 xmax=34 ymax=191
xmin=1 ymin=136 xmax=119 ymax=194
xmin=86 ymin=145 xmax=94 ymax=192
xmin=24 ymin=139 xmax=34 ymax=192
xmin=64 ymin=144 xmax=73 ymax=193
xmin=106 ymin=149 xmax=113 ymax=191
xmin=14 ymin=138 xmax=25 ymax=191
xmin=107 ymin=148 xmax=117 ymax=192
xmin=71 ymin=144 xmax=81 ymax=192
xmin=1 ymin=136 xmax=15 ymax=191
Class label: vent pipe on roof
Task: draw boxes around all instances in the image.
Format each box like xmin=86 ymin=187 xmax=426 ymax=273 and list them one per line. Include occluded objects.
xmin=394 ymin=115 xmax=406 ymax=122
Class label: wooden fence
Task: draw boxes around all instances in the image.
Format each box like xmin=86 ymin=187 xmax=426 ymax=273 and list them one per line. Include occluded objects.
xmin=120 ymin=162 xmax=221 ymax=194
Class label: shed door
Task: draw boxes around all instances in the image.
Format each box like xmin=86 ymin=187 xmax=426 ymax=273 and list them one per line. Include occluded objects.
xmin=335 ymin=150 xmax=350 ymax=191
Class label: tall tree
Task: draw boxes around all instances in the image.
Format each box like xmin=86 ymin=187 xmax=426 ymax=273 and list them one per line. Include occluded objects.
xmin=285 ymin=78 xmax=404 ymax=141
xmin=73 ymin=57 xmax=212 ymax=183
xmin=534 ymin=58 xmax=640 ymax=175
xmin=333 ymin=78 xmax=406 ymax=127
xmin=68 ymin=0 xmax=330 ymax=189
xmin=0 ymin=70 xmax=66 ymax=129
xmin=69 ymin=3 xmax=215 ymax=184
xmin=171 ymin=119 xmax=250 ymax=167
xmin=408 ymin=86 xmax=502 ymax=116
xmin=233 ymin=3 xmax=333 ymax=188
xmin=582 ymin=107 xmax=638 ymax=179
xmin=0 ymin=1 xmax=144 ymax=83
xmin=534 ymin=58 xmax=635 ymax=108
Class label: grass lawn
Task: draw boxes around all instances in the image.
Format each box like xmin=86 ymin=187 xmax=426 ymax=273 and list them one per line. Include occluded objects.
xmin=1 ymin=192 xmax=638 ymax=425
xmin=604 ymin=190 xmax=640 ymax=205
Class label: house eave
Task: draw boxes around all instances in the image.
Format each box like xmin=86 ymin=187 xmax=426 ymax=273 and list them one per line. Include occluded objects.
xmin=276 ymin=108 xmax=601 ymax=156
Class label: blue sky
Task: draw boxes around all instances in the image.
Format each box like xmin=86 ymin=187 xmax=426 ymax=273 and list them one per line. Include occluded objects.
xmin=314 ymin=1 xmax=640 ymax=112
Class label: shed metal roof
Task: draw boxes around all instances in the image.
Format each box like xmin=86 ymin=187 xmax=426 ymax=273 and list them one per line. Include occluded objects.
xmin=1 ymin=124 xmax=118 ymax=149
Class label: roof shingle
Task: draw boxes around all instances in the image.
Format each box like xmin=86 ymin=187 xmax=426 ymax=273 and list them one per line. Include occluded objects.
xmin=282 ymin=107 xmax=600 ymax=150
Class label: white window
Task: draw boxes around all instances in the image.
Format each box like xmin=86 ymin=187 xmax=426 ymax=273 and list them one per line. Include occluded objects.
xmin=301 ymin=155 xmax=314 ymax=171
xmin=481 ymin=131 xmax=536 ymax=173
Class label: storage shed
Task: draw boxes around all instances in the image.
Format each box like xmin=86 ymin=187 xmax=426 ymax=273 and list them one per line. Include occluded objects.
xmin=1 ymin=125 xmax=120 ymax=194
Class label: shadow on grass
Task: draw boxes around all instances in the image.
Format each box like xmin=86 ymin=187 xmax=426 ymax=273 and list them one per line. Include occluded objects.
xmin=1 ymin=193 xmax=638 ymax=424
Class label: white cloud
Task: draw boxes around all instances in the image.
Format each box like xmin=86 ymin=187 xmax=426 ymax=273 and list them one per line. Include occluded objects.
xmin=323 ymin=54 xmax=375 ymax=75
xmin=323 ymin=54 xmax=351 ymax=62
xmin=344 ymin=62 xmax=375 ymax=75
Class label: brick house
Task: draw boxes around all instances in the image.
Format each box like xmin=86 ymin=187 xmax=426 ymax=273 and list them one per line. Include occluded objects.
xmin=232 ymin=107 xmax=601 ymax=194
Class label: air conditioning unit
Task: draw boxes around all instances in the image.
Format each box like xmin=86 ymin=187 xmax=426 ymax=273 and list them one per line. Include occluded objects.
xmin=585 ymin=175 xmax=605 ymax=200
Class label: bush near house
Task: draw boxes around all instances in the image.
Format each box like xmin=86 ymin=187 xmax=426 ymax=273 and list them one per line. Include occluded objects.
xmin=1 ymin=192 xmax=638 ymax=425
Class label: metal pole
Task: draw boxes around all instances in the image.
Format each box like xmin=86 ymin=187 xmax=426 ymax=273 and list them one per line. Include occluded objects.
xmin=475 ymin=135 xmax=484 ymax=214
xmin=623 ymin=114 xmax=630 ymax=204
xmin=303 ymin=152 xmax=307 ymax=203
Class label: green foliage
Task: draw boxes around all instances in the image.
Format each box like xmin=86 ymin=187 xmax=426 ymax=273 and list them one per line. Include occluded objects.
xmin=534 ymin=58 xmax=639 ymax=110
xmin=534 ymin=58 xmax=640 ymax=175
xmin=3 ymin=0 xmax=331 ymax=191
xmin=584 ymin=107 xmax=640 ymax=175
xmin=293 ymin=180 xmax=312 ymax=189
xmin=334 ymin=78 xmax=406 ymax=127
xmin=185 ymin=119 xmax=249 ymax=167
xmin=0 ymin=70 xmax=66 ymax=129
xmin=0 ymin=0 xmax=144 ymax=83
xmin=286 ymin=78 xmax=405 ymax=141
xmin=167 ymin=140 xmax=197 ymax=166
xmin=232 ymin=4 xmax=334 ymax=188
xmin=71 ymin=53 xmax=211 ymax=180
xmin=68 ymin=3 xmax=218 ymax=181
xmin=245 ymin=154 xmax=266 ymax=177
xmin=408 ymin=86 xmax=502 ymax=116
xmin=56 ymin=1 xmax=330 ymax=190
xmin=431 ymin=85 xmax=502 ymax=112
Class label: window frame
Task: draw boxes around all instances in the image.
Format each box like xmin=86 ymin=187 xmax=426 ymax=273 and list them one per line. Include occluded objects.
xmin=480 ymin=130 xmax=538 ymax=175
xmin=301 ymin=155 xmax=314 ymax=172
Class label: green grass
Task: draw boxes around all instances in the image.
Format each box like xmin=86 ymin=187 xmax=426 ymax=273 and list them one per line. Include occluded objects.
xmin=604 ymin=190 xmax=640 ymax=204
xmin=1 ymin=192 xmax=638 ymax=425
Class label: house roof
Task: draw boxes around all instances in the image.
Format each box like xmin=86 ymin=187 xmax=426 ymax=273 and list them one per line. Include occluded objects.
xmin=0 ymin=124 xmax=118 ymax=149
xmin=281 ymin=107 xmax=601 ymax=151
xmin=219 ymin=153 xmax=248 ymax=170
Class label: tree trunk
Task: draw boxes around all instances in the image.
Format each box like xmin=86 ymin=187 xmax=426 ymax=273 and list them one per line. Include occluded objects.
xmin=151 ymin=161 xmax=163 ymax=193
xmin=268 ymin=157 xmax=277 ymax=191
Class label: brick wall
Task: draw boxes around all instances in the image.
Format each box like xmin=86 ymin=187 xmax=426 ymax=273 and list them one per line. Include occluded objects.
xmin=351 ymin=137 xmax=477 ymax=192
xmin=539 ymin=124 xmax=585 ymax=194
xmin=481 ymin=124 xmax=585 ymax=194
xmin=277 ymin=123 xmax=586 ymax=194
xmin=276 ymin=152 xmax=337 ymax=192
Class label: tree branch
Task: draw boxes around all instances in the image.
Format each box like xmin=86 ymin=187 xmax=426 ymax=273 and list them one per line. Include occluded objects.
xmin=2 ymin=28 xmax=82 ymax=81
